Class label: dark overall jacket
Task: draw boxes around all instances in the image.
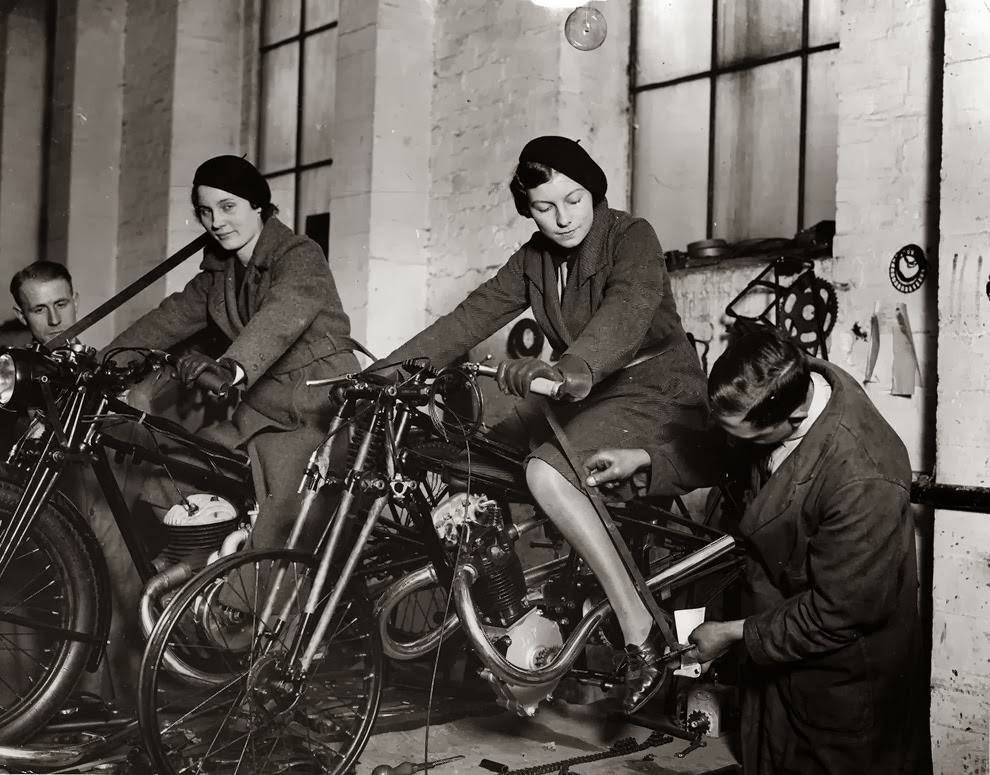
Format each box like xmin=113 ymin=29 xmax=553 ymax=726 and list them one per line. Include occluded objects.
xmin=736 ymin=360 xmax=923 ymax=774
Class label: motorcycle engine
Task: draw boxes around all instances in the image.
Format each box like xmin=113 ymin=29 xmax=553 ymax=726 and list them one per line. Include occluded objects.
xmin=437 ymin=493 xmax=565 ymax=716
xmin=479 ymin=607 xmax=564 ymax=717
xmin=158 ymin=493 xmax=246 ymax=571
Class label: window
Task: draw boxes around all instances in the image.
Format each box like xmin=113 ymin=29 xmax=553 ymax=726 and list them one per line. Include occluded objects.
xmin=631 ymin=0 xmax=840 ymax=252
xmin=257 ymin=0 xmax=338 ymax=256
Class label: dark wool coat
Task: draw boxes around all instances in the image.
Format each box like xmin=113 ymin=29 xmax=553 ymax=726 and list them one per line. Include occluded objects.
xmin=736 ymin=360 xmax=924 ymax=775
xmin=383 ymin=201 xmax=718 ymax=494
xmin=108 ymin=216 xmax=358 ymax=547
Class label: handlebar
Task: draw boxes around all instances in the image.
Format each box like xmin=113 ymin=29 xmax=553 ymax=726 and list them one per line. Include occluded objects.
xmin=194 ymin=368 xmax=231 ymax=399
xmin=303 ymin=359 xmax=565 ymax=400
xmin=471 ymin=363 xmax=563 ymax=399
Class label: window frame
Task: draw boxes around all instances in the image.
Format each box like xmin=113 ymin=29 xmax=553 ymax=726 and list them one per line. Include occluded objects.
xmin=629 ymin=0 xmax=840 ymax=241
xmin=257 ymin=0 xmax=338 ymax=232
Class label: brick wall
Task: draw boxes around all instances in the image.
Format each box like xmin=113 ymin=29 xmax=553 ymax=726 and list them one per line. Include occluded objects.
xmin=0 ymin=1 xmax=48 ymax=286
xmin=930 ymin=0 xmax=990 ymax=770
xmin=48 ymin=0 xmax=127 ymax=348
xmin=427 ymin=0 xmax=628 ymax=417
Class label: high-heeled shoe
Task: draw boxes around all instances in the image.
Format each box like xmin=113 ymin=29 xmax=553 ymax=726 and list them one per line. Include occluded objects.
xmin=621 ymin=632 xmax=669 ymax=714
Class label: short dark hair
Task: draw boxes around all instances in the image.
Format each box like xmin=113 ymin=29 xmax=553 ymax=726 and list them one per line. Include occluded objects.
xmin=708 ymin=326 xmax=811 ymax=429
xmin=10 ymin=261 xmax=74 ymax=307
xmin=509 ymin=161 xmax=555 ymax=217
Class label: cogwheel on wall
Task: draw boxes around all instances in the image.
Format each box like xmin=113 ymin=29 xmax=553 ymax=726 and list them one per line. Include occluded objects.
xmin=778 ymin=273 xmax=838 ymax=355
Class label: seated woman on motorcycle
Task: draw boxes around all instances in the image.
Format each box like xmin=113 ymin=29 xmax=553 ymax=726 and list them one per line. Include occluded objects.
xmin=107 ymin=154 xmax=360 ymax=550
xmin=377 ymin=135 xmax=718 ymax=713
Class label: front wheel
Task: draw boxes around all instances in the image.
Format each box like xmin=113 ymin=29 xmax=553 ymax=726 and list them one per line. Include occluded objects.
xmin=138 ymin=548 xmax=383 ymax=775
xmin=0 ymin=480 xmax=100 ymax=742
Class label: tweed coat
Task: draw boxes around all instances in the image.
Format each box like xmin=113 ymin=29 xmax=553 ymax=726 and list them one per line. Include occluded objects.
xmin=109 ymin=216 xmax=358 ymax=433
xmin=383 ymin=201 xmax=717 ymax=494
xmin=735 ymin=360 xmax=924 ymax=774
xmin=108 ymin=216 xmax=358 ymax=547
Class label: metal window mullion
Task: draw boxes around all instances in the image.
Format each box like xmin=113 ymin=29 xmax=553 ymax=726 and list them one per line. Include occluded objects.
xmin=263 ymin=158 xmax=334 ymax=180
xmin=627 ymin=0 xmax=641 ymax=210
xmin=256 ymin=1 xmax=269 ymax=171
xmin=631 ymin=41 xmax=839 ymax=95
xmin=294 ymin=2 xmax=306 ymax=231
xmin=705 ymin=0 xmax=718 ymax=239
xmin=259 ymin=19 xmax=339 ymax=54
xmin=797 ymin=0 xmax=811 ymax=232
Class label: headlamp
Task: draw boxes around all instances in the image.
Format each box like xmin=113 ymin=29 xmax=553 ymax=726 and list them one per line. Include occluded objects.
xmin=0 ymin=353 xmax=14 ymax=406
xmin=0 ymin=348 xmax=62 ymax=409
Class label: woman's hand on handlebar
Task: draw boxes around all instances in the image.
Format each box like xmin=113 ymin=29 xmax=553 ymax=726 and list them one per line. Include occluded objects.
xmin=175 ymin=353 xmax=237 ymax=397
xmin=496 ymin=357 xmax=562 ymax=398
xmin=583 ymin=447 xmax=652 ymax=488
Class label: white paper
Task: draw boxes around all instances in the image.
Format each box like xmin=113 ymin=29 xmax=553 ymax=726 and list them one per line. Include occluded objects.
xmin=673 ymin=607 xmax=705 ymax=678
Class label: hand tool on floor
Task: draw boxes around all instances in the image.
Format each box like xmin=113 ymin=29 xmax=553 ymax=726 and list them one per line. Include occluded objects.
xmin=370 ymin=753 xmax=464 ymax=775
xmin=497 ymin=731 xmax=672 ymax=775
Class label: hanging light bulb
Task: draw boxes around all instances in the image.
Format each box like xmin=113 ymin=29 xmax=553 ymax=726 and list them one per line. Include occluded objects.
xmin=564 ymin=5 xmax=607 ymax=51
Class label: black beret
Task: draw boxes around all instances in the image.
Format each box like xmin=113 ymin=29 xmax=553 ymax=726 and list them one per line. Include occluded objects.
xmin=192 ymin=155 xmax=271 ymax=206
xmin=518 ymin=136 xmax=607 ymax=203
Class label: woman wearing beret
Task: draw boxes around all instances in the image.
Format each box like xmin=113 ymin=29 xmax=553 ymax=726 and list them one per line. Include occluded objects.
xmin=108 ymin=155 xmax=359 ymax=549
xmin=379 ymin=135 xmax=719 ymax=713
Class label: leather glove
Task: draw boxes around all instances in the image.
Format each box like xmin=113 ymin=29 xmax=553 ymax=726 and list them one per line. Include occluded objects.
xmin=496 ymin=357 xmax=562 ymax=398
xmin=175 ymin=352 xmax=237 ymax=392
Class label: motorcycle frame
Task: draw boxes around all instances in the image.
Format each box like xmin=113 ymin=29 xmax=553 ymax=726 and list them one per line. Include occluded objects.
xmin=251 ymin=376 xmax=740 ymax=690
xmin=0 ymin=363 xmax=252 ymax=672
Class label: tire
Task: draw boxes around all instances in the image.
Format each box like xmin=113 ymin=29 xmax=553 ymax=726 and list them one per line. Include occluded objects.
xmin=139 ymin=548 xmax=383 ymax=775
xmin=0 ymin=480 xmax=99 ymax=742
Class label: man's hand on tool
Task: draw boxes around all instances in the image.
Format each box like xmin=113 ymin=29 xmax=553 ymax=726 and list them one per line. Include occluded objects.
xmin=686 ymin=619 xmax=745 ymax=664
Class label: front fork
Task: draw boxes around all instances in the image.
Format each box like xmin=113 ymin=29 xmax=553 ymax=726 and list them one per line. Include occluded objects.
xmin=0 ymin=387 xmax=87 ymax=582
xmin=264 ymin=398 xmax=412 ymax=675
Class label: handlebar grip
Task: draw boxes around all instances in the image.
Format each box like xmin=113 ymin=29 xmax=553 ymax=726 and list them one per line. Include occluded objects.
xmin=529 ymin=376 xmax=563 ymax=398
xmin=195 ymin=369 xmax=231 ymax=399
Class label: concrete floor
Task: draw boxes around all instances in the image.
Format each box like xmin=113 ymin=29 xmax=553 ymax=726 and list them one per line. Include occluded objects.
xmin=359 ymin=700 xmax=740 ymax=775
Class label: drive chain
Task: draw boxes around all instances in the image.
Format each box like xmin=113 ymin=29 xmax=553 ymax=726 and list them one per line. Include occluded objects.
xmin=499 ymin=731 xmax=672 ymax=775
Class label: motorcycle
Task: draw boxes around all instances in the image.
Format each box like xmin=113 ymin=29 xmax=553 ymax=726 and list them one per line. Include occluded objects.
xmin=137 ymin=360 xmax=743 ymax=775
xmin=0 ymin=342 xmax=254 ymax=751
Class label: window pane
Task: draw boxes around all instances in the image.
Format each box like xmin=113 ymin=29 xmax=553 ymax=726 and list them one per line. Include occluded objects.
xmin=262 ymin=0 xmax=301 ymax=46
xmin=809 ymin=0 xmax=840 ymax=47
xmin=268 ymin=173 xmax=295 ymax=231
xmin=301 ymin=28 xmax=337 ymax=164
xmin=305 ymin=0 xmax=338 ymax=30
xmin=299 ymin=165 xmax=334 ymax=253
xmin=634 ymin=0 xmax=711 ymax=85
xmin=712 ymin=59 xmax=801 ymax=241
xmin=716 ymin=0 xmax=802 ymax=66
xmin=804 ymin=51 xmax=838 ymax=227
xmin=259 ymin=46 xmax=299 ymax=174
xmin=633 ymin=81 xmax=710 ymax=252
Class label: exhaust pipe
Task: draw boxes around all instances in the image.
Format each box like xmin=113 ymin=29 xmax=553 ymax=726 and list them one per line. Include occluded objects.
xmin=375 ymin=515 xmax=553 ymax=660
xmin=138 ymin=563 xmax=228 ymax=687
xmin=0 ymin=719 xmax=138 ymax=769
xmin=454 ymin=535 xmax=736 ymax=687
xmin=376 ymin=556 xmax=567 ymax=660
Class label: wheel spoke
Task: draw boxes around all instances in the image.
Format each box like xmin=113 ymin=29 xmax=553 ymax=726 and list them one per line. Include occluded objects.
xmin=141 ymin=550 xmax=382 ymax=775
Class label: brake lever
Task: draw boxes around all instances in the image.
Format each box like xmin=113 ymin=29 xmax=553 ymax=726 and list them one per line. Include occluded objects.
xmin=306 ymin=374 xmax=358 ymax=387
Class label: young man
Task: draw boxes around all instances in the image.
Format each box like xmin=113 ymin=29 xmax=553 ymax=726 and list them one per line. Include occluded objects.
xmin=585 ymin=327 xmax=926 ymax=774
xmin=10 ymin=261 xmax=79 ymax=345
